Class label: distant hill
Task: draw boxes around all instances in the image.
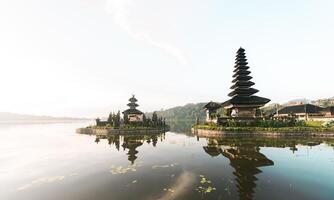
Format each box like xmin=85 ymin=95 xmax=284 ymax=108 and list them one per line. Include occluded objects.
xmin=0 ymin=112 xmax=90 ymax=123
xmin=146 ymin=103 xmax=207 ymax=133
xmin=311 ymin=97 xmax=334 ymax=107
xmin=147 ymin=103 xmax=206 ymax=122
xmin=285 ymin=98 xmax=312 ymax=106
xmin=284 ymin=97 xmax=334 ymax=107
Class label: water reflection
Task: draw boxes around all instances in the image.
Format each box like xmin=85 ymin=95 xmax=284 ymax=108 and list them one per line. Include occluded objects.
xmin=199 ymin=136 xmax=334 ymax=200
xmin=203 ymin=138 xmax=274 ymax=200
xmin=94 ymin=133 xmax=166 ymax=164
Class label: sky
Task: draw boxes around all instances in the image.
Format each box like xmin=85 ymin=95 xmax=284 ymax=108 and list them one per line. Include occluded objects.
xmin=0 ymin=0 xmax=333 ymax=117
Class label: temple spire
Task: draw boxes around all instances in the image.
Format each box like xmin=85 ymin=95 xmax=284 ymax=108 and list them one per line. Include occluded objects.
xmin=229 ymin=47 xmax=258 ymax=97
xmin=222 ymin=47 xmax=270 ymax=118
xmin=127 ymin=95 xmax=139 ymax=110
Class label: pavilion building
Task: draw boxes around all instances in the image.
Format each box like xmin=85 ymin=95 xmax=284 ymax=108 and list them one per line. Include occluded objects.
xmin=276 ymin=104 xmax=334 ymax=121
xmin=122 ymin=95 xmax=144 ymax=123
xmin=203 ymin=101 xmax=222 ymax=123
xmin=222 ymin=48 xmax=270 ymax=118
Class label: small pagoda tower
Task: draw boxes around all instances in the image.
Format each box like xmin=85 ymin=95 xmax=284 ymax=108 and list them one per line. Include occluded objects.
xmin=222 ymin=48 xmax=270 ymax=118
xmin=122 ymin=95 xmax=144 ymax=123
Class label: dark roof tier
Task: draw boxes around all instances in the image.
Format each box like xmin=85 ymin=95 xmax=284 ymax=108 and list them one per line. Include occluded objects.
xmin=203 ymin=146 xmax=223 ymax=157
xmin=278 ymin=104 xmax=322 ymax=115
xmin=234 ymin=61 xmax=248 ymax=66
xmin=122 ymin=109 xmax=143 ymax=115
xmin=233 ymin=67 xmax=249 ymax=73
xmin=228 ymin=88 xmax=259 ymax=97
xmin=232 ymin=70 xmax=251 ymax=77
xmin=222 ymin=96 xmax=271 ymax=107
xmin=230 ymin=81 xmax=255 ymax=89
xmin=127 ymin=102 xmax=139 ymax=108
xmin=204 ymin=101 xmax=221 ymax=110
xmin=232 ymin=75 xmax=252 ymax=83
xmin=237 ymin=47 xmax=246 ymax=53
xmin=320 ymin=106 xmax=334 ymax=114
xmin=235 ymin=55 xmax=247 ymax=59
xmin=236 ymin=52 xmax=246 ymax=57
xmin=235 ymin=57 xmax=247 ymax=62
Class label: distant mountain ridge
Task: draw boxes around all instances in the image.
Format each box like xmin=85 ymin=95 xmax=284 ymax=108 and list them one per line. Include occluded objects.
xmin=146 ymin=103 xmax=207 ymax=133
xmin=0 ymin=112 xmax=89 ymax=122
xmin=285 ymin=98 xmax=312 ymax=105
xmin=146 ymin=103 xmax=206 ymax=122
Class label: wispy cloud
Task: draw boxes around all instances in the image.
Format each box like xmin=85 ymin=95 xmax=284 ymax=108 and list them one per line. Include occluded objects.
xmin=105 ymin=0 xmax=188 ymax=65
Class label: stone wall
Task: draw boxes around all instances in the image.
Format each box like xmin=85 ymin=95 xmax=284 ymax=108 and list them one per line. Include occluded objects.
xmin=309 ymin=117 xmax=334 ymax=122
xmin=192 ymin=128 xmax=334 ymax=137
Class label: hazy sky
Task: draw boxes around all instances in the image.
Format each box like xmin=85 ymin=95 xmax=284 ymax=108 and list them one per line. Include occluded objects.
xmin=0 ymin=0 xmax=333 ymax=117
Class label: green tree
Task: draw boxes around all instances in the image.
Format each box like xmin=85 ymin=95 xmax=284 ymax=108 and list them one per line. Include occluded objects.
xmin=152 ymin=112 xmax=158 ymax=126
xmin=107 ymin=112 xmax=113 ymax=124
xmin=146 ymin=117 xmax=151 ymax=127
xmin=142 ymin=114 xmax=147 ymax=126
xmin=195 ymin=116 xmax=199 ymax=125
xmin=113 ymin=111 xmax=121 ymax=128
xmin=123 ymin=113 xmax=129 ymax=124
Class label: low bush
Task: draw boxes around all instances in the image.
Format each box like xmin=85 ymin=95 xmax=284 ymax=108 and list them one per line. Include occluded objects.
xmin=220 ymin=118 xmax=306 ymax=128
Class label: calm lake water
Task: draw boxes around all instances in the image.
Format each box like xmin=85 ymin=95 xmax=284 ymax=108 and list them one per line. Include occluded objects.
xmin=1 ymin=122 xmax=334 ymax=200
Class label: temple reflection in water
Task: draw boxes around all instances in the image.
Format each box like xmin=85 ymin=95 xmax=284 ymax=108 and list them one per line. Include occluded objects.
xmin=94 ymin=133 xmax=166 ymax=164
xmin=225 ymin=146 xmax=273 ymax=200
xmin=201 ymin=136 xmax=328 ymax=200
xmin=203 ymin=139 xmax=273 ymax=200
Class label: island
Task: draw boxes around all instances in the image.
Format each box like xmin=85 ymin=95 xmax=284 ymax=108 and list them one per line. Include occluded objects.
xmin=77 ymin=95 xmax=169 ymax=135
xmin=192 ymin=47 xmax=334 ymax=136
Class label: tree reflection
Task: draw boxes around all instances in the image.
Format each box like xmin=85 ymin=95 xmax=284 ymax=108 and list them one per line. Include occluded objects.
xmin=94 ymin=133 xmax=166 ymax=164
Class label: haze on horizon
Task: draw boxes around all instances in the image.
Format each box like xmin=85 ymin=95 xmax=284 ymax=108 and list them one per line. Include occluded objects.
xmin=0 ymin=0 xmax=333 ymax=118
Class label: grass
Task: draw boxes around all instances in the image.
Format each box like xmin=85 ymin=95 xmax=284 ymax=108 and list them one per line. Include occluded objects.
xmin=305 ymin=121 xmax=324 ymax=127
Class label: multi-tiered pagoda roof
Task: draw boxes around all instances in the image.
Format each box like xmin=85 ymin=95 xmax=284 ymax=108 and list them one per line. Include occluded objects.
xmin=122 ymin=95 xmax=143 ymax=115
xmin=222 ymin=48 xmax=270 ymax=108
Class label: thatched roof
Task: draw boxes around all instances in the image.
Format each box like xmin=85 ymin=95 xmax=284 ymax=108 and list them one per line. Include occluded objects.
xmin=278 ymin=104 xmax=322 ymax=114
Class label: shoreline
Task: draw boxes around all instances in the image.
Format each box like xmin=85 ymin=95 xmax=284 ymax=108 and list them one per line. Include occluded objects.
xmin=76 ymin=127 xmax=168 ymax=135
xmin=192 ymin=127 xmax=334 ymax=137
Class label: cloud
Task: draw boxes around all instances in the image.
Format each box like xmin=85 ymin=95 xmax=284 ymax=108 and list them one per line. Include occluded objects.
xmin=155 ymin=171 xmax=196 ymax=200
xmin=105 ymin=0 xmax=188 ymax=65
xmin=16 ymin=176 xmax=66 ymax=191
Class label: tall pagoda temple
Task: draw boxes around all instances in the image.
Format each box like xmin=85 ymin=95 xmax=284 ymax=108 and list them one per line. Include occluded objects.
xmin=222 ymin=48 xmax=270 ymax=118
xmin=122 ymin=95 xmax=144 ymax=122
